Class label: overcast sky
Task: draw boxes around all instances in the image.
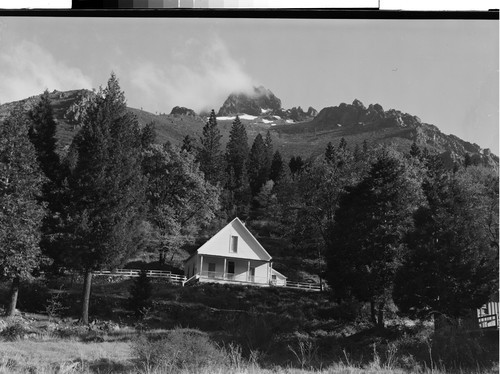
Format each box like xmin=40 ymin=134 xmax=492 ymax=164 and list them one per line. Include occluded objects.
xmin=0 ymin=17 xmax=498 ymax=153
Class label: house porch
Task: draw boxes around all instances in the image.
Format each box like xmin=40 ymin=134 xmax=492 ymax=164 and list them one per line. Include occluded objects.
xmin=187 ymin=254 xmax=271 ymax=286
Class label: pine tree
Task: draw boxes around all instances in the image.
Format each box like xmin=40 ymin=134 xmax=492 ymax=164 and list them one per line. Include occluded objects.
xmin=27 ymin=91 xmax=67 ymax=275
xmin=264 ymin=130 xmax=273 ymax=173
xmin=225 ymin=116 xmax=248 ymax=186
xmin=338 ymin=137 xmax=347 ymax=152
xmin=394 ymin=165 xmax=498 ymax=320
xmin=362 ymin=139 xmax=369 ymax=155
xmin=197 ymin=110 xmax=223 ymax=184
xmin=181 ymin=134 xmax=196 ymax=154
xmin=289 ymin=156 xmax=304 ymax=176
xmin=326 ymin=151 xmax=423 ymax=327
xmin=247 ymin=134 xmax=268 ymax=196
xmin=0 ymin=107 xmax=46 ymax=316
xmin=140 ymin=122 xmax=157 ymax=149
xmin=269 ymin=150 xmax=284 ymax=183
xmin=325 ymin=142 xmax=335 ymax=163
xmin=27 ymin=90 xmax=61 ymax=183
xmin=62 ymin=74 xmax=147 ymax=324
xmin=409 ymin=141 xmax=421 ymax=159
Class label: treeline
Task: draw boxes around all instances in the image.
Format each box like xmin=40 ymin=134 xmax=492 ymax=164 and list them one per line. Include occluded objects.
xmin=0 ymin=75 xmax=220 ymax=323
xmin=0 ymin=73 xmax=498 ymax=328
xmin=189 ymin=104 xmax=499 ymax=327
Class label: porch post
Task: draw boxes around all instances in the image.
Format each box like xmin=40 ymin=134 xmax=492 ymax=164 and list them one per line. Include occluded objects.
xmin=223 ymin=258 xmax=227 ymax=280
xmin=270 ymin=262 xmax=273 ymax=283
xmin=247 ymin=260 xmax=251 ymax=282
xmin=200 ymin=255 xmax=204 ymax=277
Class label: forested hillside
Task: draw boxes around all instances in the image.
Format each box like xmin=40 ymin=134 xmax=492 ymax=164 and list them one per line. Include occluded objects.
xmin=0 ymin=74 xmax=498 ymax=373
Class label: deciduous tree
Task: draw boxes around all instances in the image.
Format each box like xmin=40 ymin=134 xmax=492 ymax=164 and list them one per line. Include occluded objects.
xmin=142 ymin=143 xmax=220 ymax=264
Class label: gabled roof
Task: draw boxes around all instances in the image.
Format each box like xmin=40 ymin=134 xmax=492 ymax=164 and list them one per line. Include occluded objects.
xmin=271 ymin=268 xmax=287 ymax=279
xmin=195 ymin=217 xmax=272 ymax=261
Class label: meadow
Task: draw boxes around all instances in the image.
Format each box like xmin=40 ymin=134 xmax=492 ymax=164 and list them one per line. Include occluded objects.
xmin=0 ymin=276 xmax=497 ymax=374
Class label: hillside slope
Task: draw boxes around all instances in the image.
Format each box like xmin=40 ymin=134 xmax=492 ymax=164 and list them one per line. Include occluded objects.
xmin=0 ymin=91 xmax=497 ymax=168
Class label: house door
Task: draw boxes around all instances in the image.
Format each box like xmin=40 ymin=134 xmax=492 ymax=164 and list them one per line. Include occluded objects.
xmin=208 ymin=263 xmax=216 ymax=278
xmin=227 ymin=261 xmax=235 ymax=280
xmin=249 ymin=267 xmax=255 ymax=283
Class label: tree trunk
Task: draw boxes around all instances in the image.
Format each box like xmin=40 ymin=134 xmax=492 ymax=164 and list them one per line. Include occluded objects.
xmin=377 ymin=302 xmax=385 ymax=329
xmin=370 ymin=300 xmax=377 ymax=324
xmin=6 ymin=277 xmax=20 ymax=317
xmin=81 ymin=269 xmax=93 ymax=324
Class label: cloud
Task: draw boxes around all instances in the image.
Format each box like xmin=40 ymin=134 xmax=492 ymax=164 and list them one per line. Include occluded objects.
xmin=0 ymin=40 xmax=93 ymax=104
xmin=126 ymin=36 xmax=254 ymax=113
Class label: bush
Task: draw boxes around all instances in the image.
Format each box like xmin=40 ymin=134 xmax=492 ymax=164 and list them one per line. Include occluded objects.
xmin=0 ymin=321 xmax=29 ymax=341
xmin=133 ymin=328 xmax=229 ymax=372
xmin=431 ymin=326 xmax=488 ymax=369
xmin=128 ymin=269 xmax=152 ymax=319
xmin=10 ymin=280 xmax=49 ymax=313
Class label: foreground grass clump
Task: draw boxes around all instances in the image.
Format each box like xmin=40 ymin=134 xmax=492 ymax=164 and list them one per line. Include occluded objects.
xmin=133 ymin=328 xmax=230 ymax=372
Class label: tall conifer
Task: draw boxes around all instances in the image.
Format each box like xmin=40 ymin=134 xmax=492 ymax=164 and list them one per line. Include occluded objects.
xmin=63 ymin=74 xmax=146 ymax=324
xmin=225 ymin=115 xmax=248 ymax=186
xmin=197 ymin=110 xmax=223 ymax=184
xmin=0 ymin=107 xmax=46 ymax=316
xmin=248 ymin=134 xmax=268 ymax=196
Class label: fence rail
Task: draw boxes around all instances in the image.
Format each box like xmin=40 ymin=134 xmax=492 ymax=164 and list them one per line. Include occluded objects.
xmin=284 ymin=280 xmax=322 ymax=291
xmin=93 ymin=269 xmax=186 ymax=285
xmin=478 ymin=314 xmax=498 ymax=329
xmin=91 ymin=268 xmax=321 ymax=291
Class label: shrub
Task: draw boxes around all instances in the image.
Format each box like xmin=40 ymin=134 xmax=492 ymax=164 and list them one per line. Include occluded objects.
xmin=0 ymin=321 xmax=28 ymax=341
xmin=128 ymin=269 xmax=152 ymax=319
xmin=431 ymin=326 xmax=488 ymax=369
xmin=14 ymin=280 xmax=49 ymax=313
xmin=133 ymin=328 xmax=229 ymax=372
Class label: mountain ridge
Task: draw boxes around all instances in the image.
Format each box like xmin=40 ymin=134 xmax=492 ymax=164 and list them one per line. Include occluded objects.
xmin=0 ymin=89 xmax=497 ymax=168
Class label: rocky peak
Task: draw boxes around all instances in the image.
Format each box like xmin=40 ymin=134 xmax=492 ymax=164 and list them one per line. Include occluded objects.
xmin=218 ymin=86 xmax=282 ymax=116
xmin=306 ymin=107 xmax=318 ymax=117
xmin=171 ymin=106 xmax=196 ymax=117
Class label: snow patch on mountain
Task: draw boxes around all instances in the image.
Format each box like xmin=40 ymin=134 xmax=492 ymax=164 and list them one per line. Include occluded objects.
xmin=239 ymin=114 xmax=257 ymax=120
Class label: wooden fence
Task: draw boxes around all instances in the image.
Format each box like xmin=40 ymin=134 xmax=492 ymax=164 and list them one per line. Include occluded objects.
xmin=92 ymin=269 xmax=322 ymax=291
xmin=284 ymin=280 xmax=322 ymax=291
xmin=92 ymin=269 xmax=186 ymax=285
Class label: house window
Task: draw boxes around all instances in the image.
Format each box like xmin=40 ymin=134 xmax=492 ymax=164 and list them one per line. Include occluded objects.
xmin=208 ymin=263 xmax=216 ymax=278
xmin=230 ymin=236 xmax=238 ymax=253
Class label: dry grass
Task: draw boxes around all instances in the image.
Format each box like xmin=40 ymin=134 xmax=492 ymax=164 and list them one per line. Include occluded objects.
xmin=0 ymin=340 xmax=131 ymax=363
xmin=0 ymin=338 xmax=496 ymax=374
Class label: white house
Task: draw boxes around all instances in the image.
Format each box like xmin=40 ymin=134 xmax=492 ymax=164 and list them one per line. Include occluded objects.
xmin=184 ymin=217 xmax=287 ymax=287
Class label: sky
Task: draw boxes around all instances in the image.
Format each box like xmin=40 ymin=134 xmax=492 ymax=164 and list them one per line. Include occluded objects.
xmin=0 ymin=17 xmax=498 ymax=154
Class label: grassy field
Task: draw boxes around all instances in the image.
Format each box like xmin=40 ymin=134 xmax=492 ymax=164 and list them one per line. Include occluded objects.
xmin=0 ymin=277 xmax=498 ymax=374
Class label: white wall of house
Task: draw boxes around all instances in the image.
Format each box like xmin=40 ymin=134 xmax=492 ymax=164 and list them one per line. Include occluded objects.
xmin=197 ymin=221 xmax=271 ymax=261
xmin=271 ymin=269 xmax=287 ymax=286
